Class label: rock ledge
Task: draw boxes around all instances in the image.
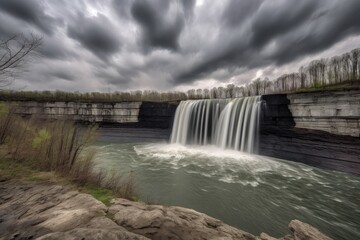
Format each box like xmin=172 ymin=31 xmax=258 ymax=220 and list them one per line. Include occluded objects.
xmin=0 ymin=181 xmax=332 ymax=240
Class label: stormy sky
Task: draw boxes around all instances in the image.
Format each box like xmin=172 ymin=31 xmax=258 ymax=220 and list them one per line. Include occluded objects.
xmin=1 ymin=0 xmax=360 ymax=92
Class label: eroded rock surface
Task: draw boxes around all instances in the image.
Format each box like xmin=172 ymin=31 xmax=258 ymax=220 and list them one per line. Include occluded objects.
xmin=0 ymin=181 xmax=332 ymax=240
xmin=288 ymin=220 xmax=332 ymax=240
xmin=0 ymin=181 xmax=147 ymax=240
xmin=108 ymin=198 xmax=256 ymax=240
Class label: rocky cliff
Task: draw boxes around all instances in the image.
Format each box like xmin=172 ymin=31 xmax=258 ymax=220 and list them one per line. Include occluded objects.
xmin=11 ymin=101 xmax=177 ymax=129
xmin=287 ymin=90 xmax=360 ymax=137
xmin=0 ymin=180 xmax=332 ymax=240
xmin=261 ymin=90 xmax=360 ymax=137
xmin=10 ymin=90 xmax=360 ymax=137
xmin=6 ymin=90 xmax=360 ymax=174
xmin=260 ymin=91 xmax=360 ymax=174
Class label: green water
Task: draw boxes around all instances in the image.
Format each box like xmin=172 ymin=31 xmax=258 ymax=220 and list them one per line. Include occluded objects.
xmin=93 ymin=141 xmax=360 ymax=239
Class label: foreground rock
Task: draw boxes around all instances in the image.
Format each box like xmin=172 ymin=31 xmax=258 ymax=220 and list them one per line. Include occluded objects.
xmin=0 ymin=181 xmax=147 ymax=240
xmin=0 ymin=181 xmax=332 ymax=240
xmin=108 ymin=198 xmax=255 ymax=240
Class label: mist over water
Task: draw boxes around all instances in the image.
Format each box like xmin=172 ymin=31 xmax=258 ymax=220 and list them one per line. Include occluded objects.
xmin=94 ymin=141 xmax=360 ymax=240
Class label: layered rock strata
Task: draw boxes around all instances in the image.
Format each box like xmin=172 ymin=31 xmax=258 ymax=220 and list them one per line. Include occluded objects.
xmin=260 ymin=92 xmax=360 ymax=174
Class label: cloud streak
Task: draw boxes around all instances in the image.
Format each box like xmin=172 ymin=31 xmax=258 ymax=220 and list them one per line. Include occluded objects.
xmin=0 ymin=0 xmax=359 ymax=91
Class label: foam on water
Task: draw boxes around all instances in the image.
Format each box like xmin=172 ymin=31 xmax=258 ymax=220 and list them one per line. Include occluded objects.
xmin=132 ymin=143 xmax=327 ymax=186
xmin=93 ymin=141 xmax=360 ymax=240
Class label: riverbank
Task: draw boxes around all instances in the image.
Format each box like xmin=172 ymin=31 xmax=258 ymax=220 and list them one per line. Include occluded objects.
xmin=0 ymin=174 xmax=331 ymax=240
xmin=0 ymin=156 xmax=332 ymax=240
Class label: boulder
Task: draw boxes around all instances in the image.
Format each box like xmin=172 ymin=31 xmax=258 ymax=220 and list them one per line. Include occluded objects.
xmin=288 ymin=220 xmax=332 ymax=240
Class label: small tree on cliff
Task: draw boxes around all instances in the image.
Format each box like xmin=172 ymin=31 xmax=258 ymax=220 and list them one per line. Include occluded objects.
xmin=0 ymin=34 xmax=42 ymax=88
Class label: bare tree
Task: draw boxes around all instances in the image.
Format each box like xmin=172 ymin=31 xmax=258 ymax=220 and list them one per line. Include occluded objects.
xmin=0 ymin=34 xmax=42 ymax=87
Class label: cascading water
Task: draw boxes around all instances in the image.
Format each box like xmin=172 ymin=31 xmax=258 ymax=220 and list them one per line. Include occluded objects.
xmin=170 ymin=96 xmax=262 ymax=153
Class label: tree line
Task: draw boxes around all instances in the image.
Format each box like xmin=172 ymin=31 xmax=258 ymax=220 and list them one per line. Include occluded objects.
xmin=0 ymin=48 xmax=359 ymax=102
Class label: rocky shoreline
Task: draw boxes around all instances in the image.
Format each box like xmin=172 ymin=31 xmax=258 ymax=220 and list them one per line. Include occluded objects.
xmin=0 ymin=180 xmax=331 ymax=240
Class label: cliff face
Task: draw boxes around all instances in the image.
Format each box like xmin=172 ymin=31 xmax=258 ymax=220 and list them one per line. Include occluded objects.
xmin=6 ymin=90 xmax=360 ymax=173
xmin=12 ymin=101 xmax=177 ymax=129
xmin=287 ymin=90 xmax=360 ymax=137
xmin=261 ymin=90 xmax=360 ymax=137
xmin=260 ymin=90 xmax=360 ymax=174
xmin=15 ymin=101 xmax=142 ymax=123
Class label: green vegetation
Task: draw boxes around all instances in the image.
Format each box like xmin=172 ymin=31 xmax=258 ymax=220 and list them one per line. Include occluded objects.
xmin=0 ymin=103 xmax=136 ymax=204
xmin=0 ymin=156 xmax=117 ymax=206
xmin=0 ymin=153 xmax=71 ymax=184
xmin=84 ymin=186 xmax=114 ymax=206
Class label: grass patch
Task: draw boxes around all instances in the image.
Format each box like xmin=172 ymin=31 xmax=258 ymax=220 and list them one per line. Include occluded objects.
xmin=81 ymin=186 xmax=115 ymax=206
xmin=296 ymin=81 xmax=360 ymax=93
xmin=0 ymin=156 xmax=119 ymax=206
xmin=0 ymin=155 xmax=36 ymax=180
xmin=0 ymin=155 xmax=69 ymax=184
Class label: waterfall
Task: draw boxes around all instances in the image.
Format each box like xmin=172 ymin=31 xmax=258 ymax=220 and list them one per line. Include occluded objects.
xmin=170 ymin=96 xmax=262 ymax=153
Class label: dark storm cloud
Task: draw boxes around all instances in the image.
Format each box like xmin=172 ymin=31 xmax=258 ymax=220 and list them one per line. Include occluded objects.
xmin=67 ymin=13 xmax=121 ymax=60
xmin=39 ymin=41 xmax=69 ymax=60
xmin=176 ymin=0 xmax=360 ymax=83
xmin=222 ymin=0 xmax=263 ymax=27
xmin=0 ymin=0 xmax=57 ymax=35
xmin=112 ymin=0 xmax=132 ymax=18
xmin=94 ymin=67 xmax=133 ymax=86
xmin=250 ymin=0 xmax=318 ymax=48
xmin=130 ymin=0 xmax=194 ymax=51
xmin=182 ymin=0 xmax=196 ymax=18
xmin=1 ymin=0 xmax=360 ymax=91
xmin=52 ymin=71 xmax=74 ymax=81
xmin=38 ymin=35 xmax=77 ymax=60
xmin=270 ymin=0 xmax=360 ymax=64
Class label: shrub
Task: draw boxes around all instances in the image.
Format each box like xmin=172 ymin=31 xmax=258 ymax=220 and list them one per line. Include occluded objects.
xmin=0 ymin=104 xmax=136 ymax=200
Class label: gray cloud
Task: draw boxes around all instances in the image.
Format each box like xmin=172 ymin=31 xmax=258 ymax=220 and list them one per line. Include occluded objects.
xmin=250 ymin=0 xmax=318 ymax=48
xmin=130 ymin=0 xmax=194 ymax=51
xmin=0 ymin=0 xmax=57 ymax=35
xmin=67 ymin=13 xmax=121 ymax=60
xmin=175 ymin=0 xmax=360 ymax=83
xmin=52 ymin=71 xmax=75 ymax=82
xmin=112 ymin=0 xmax=132 ymax=18
xmin=269 ymin=0 xmax=360 ymax=64
xmin=222 ymin=0 xmax=263 ymax=27
xmin=0 ymin=0 xmax=359 ymax=92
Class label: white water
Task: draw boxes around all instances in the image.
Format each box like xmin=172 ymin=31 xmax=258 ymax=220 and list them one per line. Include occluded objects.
xmin=93 ymin=128 xmax=360 ymax=240
xmin=170 ymin=96 xmax=262 ymax=153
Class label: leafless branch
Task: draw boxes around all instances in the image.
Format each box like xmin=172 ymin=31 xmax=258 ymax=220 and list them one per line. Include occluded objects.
xmin=0 ymin=33 xmax=42 ymax=88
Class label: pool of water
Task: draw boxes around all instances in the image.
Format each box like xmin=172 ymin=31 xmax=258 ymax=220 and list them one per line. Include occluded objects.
xmin=93 ymin=131 xmax=360 ymax=240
